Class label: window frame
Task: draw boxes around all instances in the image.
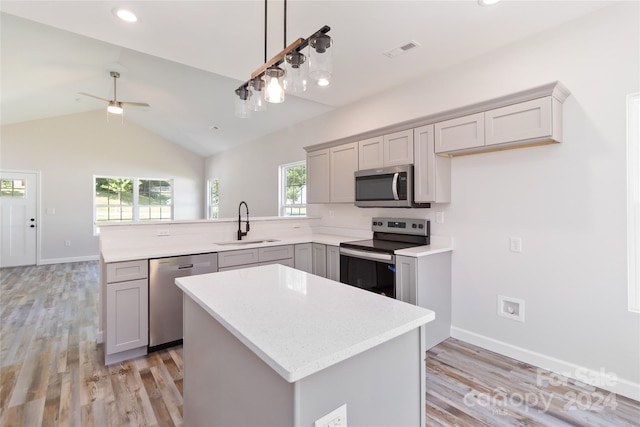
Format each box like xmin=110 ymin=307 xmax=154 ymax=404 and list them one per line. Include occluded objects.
xmin=627 ymin=93 xmax=639 ymax=313
xmin=207 ymin=178 xmax=220 ymax=219
xmin=94 ymin=176 xmax=174 ymax=234
xmin=279 ymin=161 xmax=307 ymax=217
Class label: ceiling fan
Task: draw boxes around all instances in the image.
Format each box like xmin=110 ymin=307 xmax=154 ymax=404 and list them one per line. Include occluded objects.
xmin=79 ymin=71 xmax=150 ymax=115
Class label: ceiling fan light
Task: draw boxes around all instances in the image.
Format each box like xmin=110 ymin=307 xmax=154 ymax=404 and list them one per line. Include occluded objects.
xmin=264 ymin=66 xmax=286 ymax=104
xmin=107 ymin=102 xmax=123 ymax=115
xmin=309 ymin=34 xmax=333 ymax=86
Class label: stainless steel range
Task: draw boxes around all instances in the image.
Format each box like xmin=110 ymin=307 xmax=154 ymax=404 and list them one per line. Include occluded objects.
xmin=339 ymin=217 xmax=430 ymax=298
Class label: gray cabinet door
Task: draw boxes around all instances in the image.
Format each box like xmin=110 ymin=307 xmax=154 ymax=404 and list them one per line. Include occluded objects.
xmin=106 ymin=278 xmax=148 ymax=355
xmin=312 ymin=243 xmax=327 ymax=277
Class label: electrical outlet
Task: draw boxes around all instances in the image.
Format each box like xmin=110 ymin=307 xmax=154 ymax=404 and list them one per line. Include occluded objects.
xmin=64 ymin=240 xmax=71 ymax=247
xmin=498 ymin=295 xmax=525 ymax=322
xmin=436 ymin=211 xmax=445 ymax=224
xmin=157 ymin=230 xmax=170 ymax=237
xmin=314 ymin=404 xmax=347 ymax=427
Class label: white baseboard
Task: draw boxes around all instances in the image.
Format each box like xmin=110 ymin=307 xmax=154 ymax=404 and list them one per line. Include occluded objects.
xmin=451 ymin=326 xmax=640 ymax=402
xmin=39 ymin=255 xmax=99 ymax=265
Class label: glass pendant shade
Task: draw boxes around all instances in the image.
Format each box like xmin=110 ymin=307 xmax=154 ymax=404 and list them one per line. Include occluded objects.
xmin=283 ymin=51 xmax=308 ymax=93
xmin=309 ymin=34 xmax=333 ymax=87
xmin=264 ymin=66 xmax=286 ymax=103
xmin=249 ymin=78 xmax=267 ymax=111
xmin=234 ymin=86 xmax=252 ymax=118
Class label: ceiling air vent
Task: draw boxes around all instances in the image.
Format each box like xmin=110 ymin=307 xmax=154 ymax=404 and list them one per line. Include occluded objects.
xmin=383 ymin=40 xmax=421 ymax=58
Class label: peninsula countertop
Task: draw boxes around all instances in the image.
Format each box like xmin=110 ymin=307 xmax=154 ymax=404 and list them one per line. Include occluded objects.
xmin=175 ymin=264 xmax=435 ymax=383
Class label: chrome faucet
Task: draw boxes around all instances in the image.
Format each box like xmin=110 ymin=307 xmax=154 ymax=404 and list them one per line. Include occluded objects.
xmin=237 ymin=201 xmax=250 ymax=240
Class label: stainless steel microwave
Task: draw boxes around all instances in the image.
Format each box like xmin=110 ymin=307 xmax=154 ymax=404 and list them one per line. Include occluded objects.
xmin=354 ymin=165 xmax=430 ymax=208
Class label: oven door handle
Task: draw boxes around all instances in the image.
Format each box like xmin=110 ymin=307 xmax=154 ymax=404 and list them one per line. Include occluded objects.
xmin=392 ymin=172 xmax=400 ymax=200
xmin=340 ymin=247 xmax=395 ymax=264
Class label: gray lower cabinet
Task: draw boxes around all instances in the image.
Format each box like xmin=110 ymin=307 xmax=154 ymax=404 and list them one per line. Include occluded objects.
xmin=218 ymin=245 xmax=294 ymax=272
xmin=396 ymin=252 xmax=452 ymax=350
xmin=294 ymin=243 xmax=313 ymax=273
xmin=326 ymin=245 xmax=340 ymax=282
xmin=312 ymin=243 xmax=327 ymax=277
xmin=104 ymin=259 xmax=149 ymax=364
xmin=295 ymin=243 xmax=340 ymax=280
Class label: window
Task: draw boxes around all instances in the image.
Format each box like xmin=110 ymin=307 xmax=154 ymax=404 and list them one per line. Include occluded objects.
xmin=94 ymin=177 xmax=173 ymax=231
xmin=628 ymin=93 xmax=639 ymax=313
xmin=1 ymin=179 xmax=26 ymax=198
xmin=208 ymin=178 xmax=220 ymax=219
xmin=279 ymin=161 xmax=306 ymax=216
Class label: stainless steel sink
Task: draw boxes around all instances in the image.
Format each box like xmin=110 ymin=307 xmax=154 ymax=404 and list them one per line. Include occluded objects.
xmin=215 ymin=239 xmax=280 ymax=246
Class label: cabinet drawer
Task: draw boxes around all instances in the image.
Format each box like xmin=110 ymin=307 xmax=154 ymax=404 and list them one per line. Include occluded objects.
xmin=218 ymin=248 xmax=260 ymax=268
xmin=259 ymin=245 xmax=294 ymax=262
xmin=485 ymin=97 xmax=552 ymax=146
xmin=106 ymin=260 xmax=148 ymax=283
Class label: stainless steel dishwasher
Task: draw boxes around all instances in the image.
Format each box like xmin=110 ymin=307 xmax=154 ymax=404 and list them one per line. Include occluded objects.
xmin=149 ymin=253 xmax=218 ymax=351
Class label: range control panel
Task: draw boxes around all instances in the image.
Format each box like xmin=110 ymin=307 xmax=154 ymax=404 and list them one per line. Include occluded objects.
xmin=371 ymin=217 xmax=429 ymax=236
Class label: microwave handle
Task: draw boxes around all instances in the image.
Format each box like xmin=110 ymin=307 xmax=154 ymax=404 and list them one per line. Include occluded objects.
xmin=392 ymin=172 xmax=400 ymax=200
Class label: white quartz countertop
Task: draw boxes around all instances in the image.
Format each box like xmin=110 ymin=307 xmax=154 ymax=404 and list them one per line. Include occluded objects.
xmin=100 ymin=233 xmax=353 ymax=263
xmin=176 ymin=264 xmax=435 ymax=383
xmin=101 ymin=232 xmax=453 ymax=263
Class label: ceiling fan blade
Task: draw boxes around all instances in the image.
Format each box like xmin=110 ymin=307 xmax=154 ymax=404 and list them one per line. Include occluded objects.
xmin=121 ymin=101 xmax=150 ymax=108
xmin=78 ymin=92 xmax=110 ymax=102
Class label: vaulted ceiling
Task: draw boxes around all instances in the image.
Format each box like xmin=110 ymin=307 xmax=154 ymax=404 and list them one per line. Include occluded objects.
xmin=1 ymin=1 xmax=612 ymax=157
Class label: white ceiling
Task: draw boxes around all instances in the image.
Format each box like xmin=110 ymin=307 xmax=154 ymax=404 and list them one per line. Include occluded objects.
xmin=1 ymin=1 xmax=612 ymax=157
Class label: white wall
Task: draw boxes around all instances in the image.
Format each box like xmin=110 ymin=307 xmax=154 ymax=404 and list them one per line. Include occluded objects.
xmin=206 ymin=2 xmax=640 ymax=396
xmin=1 ymin=110 xmax=205 ymax=263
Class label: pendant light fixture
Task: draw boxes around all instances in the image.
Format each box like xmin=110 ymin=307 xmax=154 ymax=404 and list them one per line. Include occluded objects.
xmin=249 ymin=78 xmax=267 ymax=111
xmin=234 ymin=0 xmax=332 ymax=118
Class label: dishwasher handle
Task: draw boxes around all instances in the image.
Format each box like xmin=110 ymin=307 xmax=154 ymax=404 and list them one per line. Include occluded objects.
xmin=178 ymin=264 xmax=194 ymax=270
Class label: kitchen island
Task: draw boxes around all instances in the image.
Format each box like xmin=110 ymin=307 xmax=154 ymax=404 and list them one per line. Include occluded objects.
xmin=176 ymin=264 xmax=435 ymax=426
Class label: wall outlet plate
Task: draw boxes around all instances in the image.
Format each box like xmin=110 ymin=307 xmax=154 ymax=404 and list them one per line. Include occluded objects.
xmin=498 ymin=295 xmax=525 ymax=322
xmin=314 ymin=404 xmax=347 ymax=427
xmin=157 ymin=230 xmax=170 ymax=237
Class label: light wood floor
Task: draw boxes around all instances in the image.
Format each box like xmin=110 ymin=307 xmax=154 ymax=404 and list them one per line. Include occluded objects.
xmin=1 ymin=261 xmax=638 ymax=426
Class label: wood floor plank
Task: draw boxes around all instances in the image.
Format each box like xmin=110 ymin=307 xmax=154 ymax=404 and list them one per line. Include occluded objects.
xmin=1 ymin=261 xmax=639 ymax=427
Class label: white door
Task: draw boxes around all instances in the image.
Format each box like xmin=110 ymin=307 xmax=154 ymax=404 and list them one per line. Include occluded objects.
xmin=0 ymin=171 xmax=38 ymax=267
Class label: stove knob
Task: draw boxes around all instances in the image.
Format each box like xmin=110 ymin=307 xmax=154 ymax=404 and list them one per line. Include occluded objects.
xmin=412 ymin=224 xmax=417 ymax=229
xmin=418 ymin=224 xmax=424 ymax=229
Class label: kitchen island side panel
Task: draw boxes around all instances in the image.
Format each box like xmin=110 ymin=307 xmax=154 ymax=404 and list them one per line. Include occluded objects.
xmin=296 ymin=327 xmax=424 ymax=427
xmin=183 ymin=296 xmax=295 ymax=426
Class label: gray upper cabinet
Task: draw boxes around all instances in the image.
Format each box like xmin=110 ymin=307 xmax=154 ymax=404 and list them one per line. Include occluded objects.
xmin=307 ymin=142 xmax=358 ymax=203
xmin=307 ymin=148 xmax=330 ymax=204
xmin=358 ymin=136 xmax=384 ymax=170
xmin=358 ymin=130 xmax=413 ymax=170
xmin=329 ymin=142 xmax=359 ymax=203
xmin=414 ymin=125 xmax=451 ymax=204
xmin=383 ymin=129 xmax=414 ymax=166
xmin=434 ymin=112 xmax=485 ymax=154
xmin=484 ymin=97 xmax=557 ymax=146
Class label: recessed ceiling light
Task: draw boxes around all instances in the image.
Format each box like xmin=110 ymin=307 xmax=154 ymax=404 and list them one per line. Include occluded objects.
xmin=478 ymin=0 xmax=501 ymax=6
xmin=113 ymin=8 xmax=138 ymax=23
